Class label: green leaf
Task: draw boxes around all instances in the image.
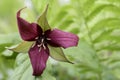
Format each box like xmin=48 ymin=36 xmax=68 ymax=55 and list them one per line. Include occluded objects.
xmin=48 ymin=45 xmax=73 ymax=63
xmin=93 ymin=29 xmax=113 ymax=43
xmin=97 ymin=43 xmax=120 ymax=51
xmin=37 ymin=4 xmax=51 ymax=32
xmin=90 ymin=18 xmax=120 ymax=35
xmin=10 ymin=53 xmax=56 ymax=80
xmin=63 ymin=40 xmax=100 ymax=69
xmin=40 ymin=71 xmax=56 ymax=80
xmin=0 ymin=33 xmax=20 ymax=52
xmin=0 ymin=33 xmax=20 ymax=44
xmin=8 ymin=41 xmax=34 ymax=53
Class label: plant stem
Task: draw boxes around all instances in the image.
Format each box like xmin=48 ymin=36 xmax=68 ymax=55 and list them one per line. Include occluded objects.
xmin=34 ymin=76 xmax=37 ymax=80
xmin=98 ymin=73 xmax=102 ymax=80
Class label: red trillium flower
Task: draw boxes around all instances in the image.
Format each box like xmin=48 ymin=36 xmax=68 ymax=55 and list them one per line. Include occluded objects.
xmin=14 ymin=5 xmax=79 ymax=76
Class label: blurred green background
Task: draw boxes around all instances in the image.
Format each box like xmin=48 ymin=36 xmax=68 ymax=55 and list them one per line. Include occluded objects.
xmin=0 ymin=0 xmax=120 ymax=80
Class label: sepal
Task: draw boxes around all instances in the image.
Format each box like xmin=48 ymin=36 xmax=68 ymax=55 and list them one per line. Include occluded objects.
xmin=8 ymin=41 xmax=34 ymax=53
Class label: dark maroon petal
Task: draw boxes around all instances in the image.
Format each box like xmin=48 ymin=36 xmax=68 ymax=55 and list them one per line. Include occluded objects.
xmin=46 ymin=29 xmax=79 ymax=48
xmin=17 ymin=8 xmax=43 ymax=41
xmin=28 ymin=44 xmax=49 ymax=76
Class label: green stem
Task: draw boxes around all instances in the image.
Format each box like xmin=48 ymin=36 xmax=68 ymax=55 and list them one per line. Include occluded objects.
xmin=98 ymin=73 xmax=102 ymax=80
xmin=34 ymin=76 xmax=37 ymax=80
xmin=84 ymin=21 xmax=94 ymax=46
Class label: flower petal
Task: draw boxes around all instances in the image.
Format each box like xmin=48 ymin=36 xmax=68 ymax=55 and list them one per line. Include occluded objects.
xmin=17 ymin=8 xmax=42 ymax=41
xmin=47 ymin=29 xmax=79 ymax=48
xmin=29 ymin=45 xmax=49 ymax=76
xmin=48 ymin=45 xmax=73 ymax=63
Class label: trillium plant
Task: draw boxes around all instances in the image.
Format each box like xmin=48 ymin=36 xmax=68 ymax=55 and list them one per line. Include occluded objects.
xmin=10 ymin=5 xmax=79 ymax=76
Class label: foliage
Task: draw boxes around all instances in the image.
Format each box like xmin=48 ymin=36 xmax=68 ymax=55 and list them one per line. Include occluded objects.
xmin=0 ymin=0 xmax=120 ymax=80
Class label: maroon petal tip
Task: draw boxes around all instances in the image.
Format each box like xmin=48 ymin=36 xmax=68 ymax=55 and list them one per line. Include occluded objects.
xmin=17 ymin=8 xmax=43 ymax=41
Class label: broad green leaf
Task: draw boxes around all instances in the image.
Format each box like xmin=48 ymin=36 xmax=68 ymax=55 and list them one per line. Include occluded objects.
xmin=48 ymin=45 xmax=73 ymax=63
xmin=10 ymin=53 xmax=56 ymax=80
xmin=0 ymin=33 xmax=20 ymax=52
xmin=8 ymin=41 xmax=34 ymax=53
xmin=0 ymin=55 xmax=15 ymax=80
xmin=0 ymin=33 xmax=20 ymax=44
xmin=39 ymin=71 xmax=56 ymax=80
xmin=10 ymin=57 xmax=31 ymax=80
xmin=37 ymin=4 xmax=51 ymax=31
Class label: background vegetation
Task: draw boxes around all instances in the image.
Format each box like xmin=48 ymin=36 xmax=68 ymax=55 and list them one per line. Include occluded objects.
xmin=0 ymin=0 xmax=120 ymax=80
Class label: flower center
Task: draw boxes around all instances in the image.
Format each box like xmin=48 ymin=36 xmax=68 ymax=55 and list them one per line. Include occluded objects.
xmin=33 ymin=34 xmax=51 ymax=52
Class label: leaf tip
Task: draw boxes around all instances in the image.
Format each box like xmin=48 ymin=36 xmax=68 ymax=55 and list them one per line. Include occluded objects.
xmin=44 ymin=4 xmax=49 ymax=16
xmin=5 ymin=46 xmax=12 ymax=51
xmin=66 ymin=60 xmax=74 ymax=64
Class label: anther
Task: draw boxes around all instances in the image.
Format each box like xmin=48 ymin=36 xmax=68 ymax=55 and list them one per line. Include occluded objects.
xmin=35 ymin=37 xmax=38 ymax=40
xmin=46 ymin=38 xmax=51 ymax=40
xmin=43 ymin=44 xmax=46 ymax=50
xmin=37 ymin=45 xmax=40 ymax=47
xmin=41 ymin=38 xmax=44 ymax=43
xmin=39 ymin=47 xmax=41 ymax=52
xmin=37 ymin=43 xmax=42 ymax=47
